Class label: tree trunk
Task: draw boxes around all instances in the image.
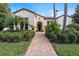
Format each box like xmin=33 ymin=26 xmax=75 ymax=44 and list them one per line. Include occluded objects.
xmin=62 ymin=3 xmax=67 ymax=33
xmin=13 ymin=22 xmax=16 ymax=30
xmin=23 ymin=22 xmax=25 ymax=30
xmin=53 ymin=3 xmax=56 ymax=22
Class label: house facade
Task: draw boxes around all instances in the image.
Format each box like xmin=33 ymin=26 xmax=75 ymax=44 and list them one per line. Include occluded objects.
xmin=13 ymin=8 xmax=72 ymax=32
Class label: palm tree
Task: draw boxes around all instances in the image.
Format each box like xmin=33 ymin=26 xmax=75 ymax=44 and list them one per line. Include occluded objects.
xmin=16 ymin=16 xmax=23 ymax=30
xmin=53 ymin=3 xmax=56 ymax=22
xmin=62 ymin=3 xmax=67 ymax=33
xmin=21 ymin=18 xmax=28 ymax=30
xmin=24 ymin=18 xmax=28 ymax=30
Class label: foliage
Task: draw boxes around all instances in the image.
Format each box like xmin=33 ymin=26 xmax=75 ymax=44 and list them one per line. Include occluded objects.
xmin=0 ymin=3 xmax=11 ymax=18
xmin=0 ymin=30 xmax=35 ymax=42
xmin=51 ymin=33 xmax=57 ymax=42
xmin=0 ymin=18 xmax=4 ymax=30
xmin=66 ymin=32 xmax=77 ymax=44
xmin=56 ymin=33 xmax=68 ymax=43
xmin=66 ymin=23 xmax=79 ymax=31
xmin=72 ymin=4 xmax=79 ymax=23
xmin=74 ymin=31 xmax=79 ymax=43
xmin=3 ymin=15 xmax=13 ymax=28
xmin=45 ymin=32 xmax=51 ymax=39
xmin=45 ymin=21 xmax=61 ymax=33
xmin=0 ymin=3 xmax=11 ymax=30
xmin=46 ymin=29 xmax=78 ymax=44
xmin=45 ymin=3 xmax=79 ymax=44
xmin=45 ymin=21 xmax=60 ymax=43
xmin=46 ymin=32 xmax=57 ymax=42
xmin=3 ymin=15 xmax=28 ymax=30
xmin=65 ymin=27 xmax=76 ymax=32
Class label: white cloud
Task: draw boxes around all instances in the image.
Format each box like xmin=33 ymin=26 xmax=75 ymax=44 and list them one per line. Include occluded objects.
xmin=57 ymin=11 xmax=63 ymax=16
xmin=50 ymin=10 xmax=53 ymax=17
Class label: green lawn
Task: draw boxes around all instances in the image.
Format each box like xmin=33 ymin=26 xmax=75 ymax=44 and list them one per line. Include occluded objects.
xmin=53 ymin=43 xmax=79 ymax=56
xmin=0 ymin=42 xmax=29 ymax=56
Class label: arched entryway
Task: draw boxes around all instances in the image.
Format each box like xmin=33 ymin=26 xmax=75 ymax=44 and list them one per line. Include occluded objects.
xmin=37 ymin=21 xmax=42 ymax=31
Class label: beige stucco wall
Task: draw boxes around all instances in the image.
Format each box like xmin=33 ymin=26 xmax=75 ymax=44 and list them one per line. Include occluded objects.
xmin=13 ymin=9 xmax=73 ymax=32
xmin=44 ymin=19 xmax=54 ymax=29
xmin=56 ymin=16 xmax=72 ymax=29
xmin=34 ymin=15 xmax=45 ymax=31
xmin=44 ymin=19 xmax=54 ymax=25
xmin=13 ymin=10 xmax=35 ymax=31
xmin=13 ymin=10 xmax=48 ymax=32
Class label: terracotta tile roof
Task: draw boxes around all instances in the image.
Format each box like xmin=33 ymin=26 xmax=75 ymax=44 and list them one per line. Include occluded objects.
xmin=13 ymin=8 xmax=35 ymax=14
xmin=44 ymin=17 xmax=54 ymax=19
xmin=13 ymin=8 xmax=72 ymax=20
xmin=56 ymin=15 xmax=72 ymax=19
xmin=13 ymin=8 xmax=45 ymax=17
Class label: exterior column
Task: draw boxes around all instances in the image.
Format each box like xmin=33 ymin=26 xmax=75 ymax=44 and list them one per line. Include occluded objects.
xmin=17 ymin=23 xmax=20 ymax=30
xmin=23 ymin=23 xmax=25 ymax=30
xmin=13 ymin=22 xmax=17 ymax=30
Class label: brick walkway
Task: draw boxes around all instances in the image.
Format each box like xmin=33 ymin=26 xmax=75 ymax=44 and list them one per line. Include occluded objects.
xmin=25 ymin=32 xmax=57 ymax=56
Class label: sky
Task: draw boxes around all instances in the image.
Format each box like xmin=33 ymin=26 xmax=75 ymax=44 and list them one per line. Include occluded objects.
xmin=9 ymin=3 xmax=77 ymax=17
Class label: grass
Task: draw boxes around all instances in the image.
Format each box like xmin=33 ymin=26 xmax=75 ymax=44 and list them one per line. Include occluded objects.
xmin=53 ymin=43 xmax=79 ymax=56
xmin=0 ymin=41 xmax=29 ymax=56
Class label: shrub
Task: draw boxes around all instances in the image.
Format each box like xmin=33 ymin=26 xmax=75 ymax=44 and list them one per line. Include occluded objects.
xmin=23 ymin=31 xmax=35 ymax=41
xmin=11 ymin=33 xmax=22 ymax=42
xmin=51 ymin=33 xmax=57 ymax=42
xmin=66 ymin=33 xmax=77 ymax=44
xmin=74 ymin=31 xmax=79 ymax=43
xmin=45 ymin=25 xmax=52 ymax=33
xmin=45 ymin=21 xmax=61 ymax=42
xmin=66 ymin=23 xmax=79 ymax=31
xmin=56 ymin=33 xmax=68 ymax=43
xmin=45 ymin=21 xmax=61 ymax=34
xmin=0 ymin=30 xmax=35 ymax=42
xmin=46 ymin=32 xmax=57 ymax=42
xmin=0 ymin=32 xmax=6 ymax=41
xmin=65 ymin=27 xmax=76 ymax=32
xmin=45 ymin=32 xmax=51 ymax=39
xmin=0 ymin=32 xmax=22 ymax=42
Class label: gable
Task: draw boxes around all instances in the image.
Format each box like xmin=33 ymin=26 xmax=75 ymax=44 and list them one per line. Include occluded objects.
xmin=13 ymin=9 xmax=35 ymax=18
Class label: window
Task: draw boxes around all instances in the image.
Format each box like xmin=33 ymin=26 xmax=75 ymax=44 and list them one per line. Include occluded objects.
xmin=51 ymin=21 xmax=53 ymax=23
xmin=47 ymin=21 xmax=53 ymax=25
xmin=47 ymin=21 xmax=49 ymax=25
xmin=20 ymin=18 xmax=28 ymax=30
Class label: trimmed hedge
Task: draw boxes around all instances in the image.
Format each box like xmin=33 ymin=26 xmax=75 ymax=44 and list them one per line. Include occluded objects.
xmin=46 ymin=32 xmax=57 ymax=42
xmin=66 ymin=32 xmax=77 ymax=44
xmin=0 ymin=30 xmax=35 ymax=42
xmin=74 ymin=31 xmax=79 ymax=43
xmin=46 ymin=31 xmax=79 ymax=44
xmin=56 ymin=33 xmax=68 ymax=43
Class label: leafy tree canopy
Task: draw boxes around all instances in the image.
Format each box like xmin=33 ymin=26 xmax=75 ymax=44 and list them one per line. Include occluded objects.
xmin=0 ymin=3 xmax=11 ymax=30
xmin=72 ymin=4 xmax=79 ymax=23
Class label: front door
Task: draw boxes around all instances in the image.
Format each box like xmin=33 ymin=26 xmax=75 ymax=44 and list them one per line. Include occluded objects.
xmin=37 ymin=21 xmax=42 ymax=31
